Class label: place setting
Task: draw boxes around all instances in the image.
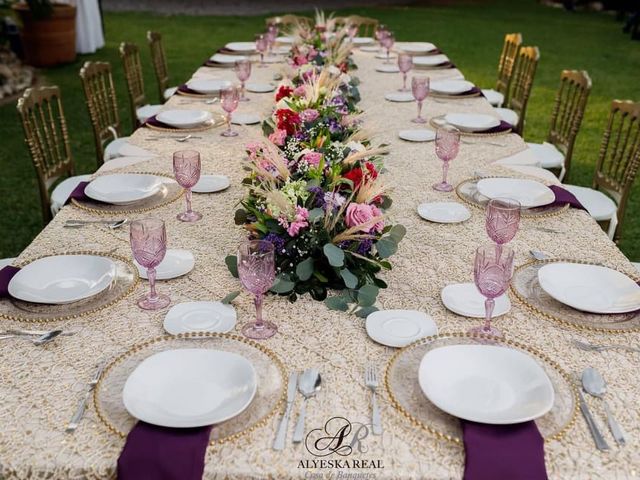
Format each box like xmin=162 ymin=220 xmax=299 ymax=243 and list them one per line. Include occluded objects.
xmin=429 ymin=80 xmax=481 ymax=99
xmin=413 ymin=54 xmax=455 ymax=69
xmin=144 ymin=109 xmax=224 ymax=133
xmin=176 ymin=78 xmax=232 ymax=98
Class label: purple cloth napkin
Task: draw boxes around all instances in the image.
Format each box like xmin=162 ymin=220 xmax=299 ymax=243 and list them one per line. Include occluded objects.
xmin=452 ymin=86 xmax=482 ymax=97
xmin=483 ymin=120 xmax=512 ymax=134
xmin=118 ymin=422 xmax=213 ymax=480
xmin=66 ymin=181 xmax=90 ymax=204
xmin=0 ymin=265 xmax=20 ymax=298
xmin=178 ymin=84 xmax=205 ymax=96
xmin=462 ymin=420 xmax=548 ymax=480
xmin=548 ymin=185 xmax=587 ymax=211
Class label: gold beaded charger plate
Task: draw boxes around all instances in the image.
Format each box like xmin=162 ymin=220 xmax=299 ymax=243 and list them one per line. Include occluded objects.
xmin=94 ymin=332 xmax=286 ymax=446
xmin=72 ymin=173 xmax=183 ymax=215
xmin=385 ymin=333 xmax=577 ymax=445
xmin=511 ymin=258 xmax=640 ymax=332
xmin=455 ymin=177 xmax=570 ymax=218
xmin=429 ymin=115 xmax=512 ymax=137
xmin=0 ymin=251 xmax=138 ymax=323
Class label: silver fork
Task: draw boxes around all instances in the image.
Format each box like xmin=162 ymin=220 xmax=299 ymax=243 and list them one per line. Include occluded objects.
xmin=573 ymin=339 xmax=640 ymax=354
xmin=66 ymin=361 xmax=107 ymax=433
xmin=365 ymin=365 xmax=382 ymax=435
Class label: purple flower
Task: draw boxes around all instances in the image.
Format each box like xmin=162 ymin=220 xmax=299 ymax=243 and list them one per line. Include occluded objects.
xmin=264 ymin=233 xmax=285 ymax=252
xmin=357 ymin=239 xmax=374 ymax=255
xmin=327 ymin=118 xmax=342 ymax=134
xmin=307 ymin=186 xmax=325 ymax=208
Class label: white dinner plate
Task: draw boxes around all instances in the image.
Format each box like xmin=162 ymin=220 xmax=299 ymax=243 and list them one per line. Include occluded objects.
xmin=353 ymin=36 xmax=374 ymax=45
xmin=85 ymin=173 xmax=162 ymax=205
xmin=156 ymin=110 xmax=213 ymax=129
xmin=231 ymin=112 xmax=261 ymax=125
xmin=225 ymin=41 xmax=257 ymax=53
xmin=135 ymin=249 xmax=195 ymax=280
xmin=366 ymin=310 xmax=437 ymax=348
xmin=417 ymin=202 xmax=471 ymax=224
xmin=375 ymin=64 xmax=400 ymax=73
xmin=375 ymin=52 xmax=397 ymax=60
xmin=537 ymin=263 xmax=640 ymax=314
xmin=359 ymin=45 xmax=380 ymax=52
xmin=430 ymin=80 xmax=475 ymax=95
xmin=385 ymin=92 xmax=415 ymax=102
xmin=413 ymin=54 xmax=449 ymax=67
xmin=398 ymin=129 xmax=436 ymax=142
xmin=186 ymin=79 xmax=232 ymax=94
xmin=396 ymin=41 xmax=437 ymax=54
xmin=246 ymin=82 xmax=275 ymax=93
xmin=192 ymin=175 xmax=230 ymax=193
xmin=440 ymin=282 xmax=511 ymax=318
xmin=122 ymin=349 xmax=257 ymax=428
xmin=419 ymin=344 xmax=554 ymax=424
xmin=9 ymin=255 xmax=116 ymax=304
xmin=115 ymin=143 xmax=156 ymax=158
xmin=209 ymin=53 xmax=248 ymax=64
xmin=444 ymin=113 xmax=500 ymax=132
xmin=164 ymin=301 xmax=237 ymax=334
xmin=476 ymin=177 xmax=555 ymax=208
xmin=275 ymin=36 xmax=294 ymax=44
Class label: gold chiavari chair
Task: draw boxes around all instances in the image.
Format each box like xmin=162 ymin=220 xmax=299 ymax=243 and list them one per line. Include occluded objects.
xmin=564 ymin=100 xmax=640 ymax=241
xmin=527 ymin=70 xmax=592 ymax=182
xmin=79 ymin=61 xmax=132 ymax=165
xmin=16 ymin=86 xmax=92 ymax=223
xmin=344 ymin=15 xmax=379 ymax=38
xmin=481 ymin=33 xmax=522 ymax=108
xmin=494 ymin=45 xmax=540 ymax=136
xmin=147 ymin=31 xmax=178 ymax=103
xmin=265 ymin=14 xmax=312 ymax=31
xmin=119 ymin=42 xmax=161 ymax=130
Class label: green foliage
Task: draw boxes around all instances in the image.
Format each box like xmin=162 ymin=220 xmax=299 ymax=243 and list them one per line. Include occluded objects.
xmin=323 ymin=243 xmax=345 ymax=267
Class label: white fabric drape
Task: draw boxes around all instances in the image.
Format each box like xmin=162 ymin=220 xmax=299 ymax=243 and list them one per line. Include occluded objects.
xmin=74 ymin=0 xmax=105 ymax=54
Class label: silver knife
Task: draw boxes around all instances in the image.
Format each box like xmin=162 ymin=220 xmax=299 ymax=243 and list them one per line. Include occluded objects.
xmin=577 ymin=388 xmax=610 ymax=451
xmin=272 ymin=372 xmax=298 ymax=450
xmin=66 ymin=362 xmax=106 ymax=433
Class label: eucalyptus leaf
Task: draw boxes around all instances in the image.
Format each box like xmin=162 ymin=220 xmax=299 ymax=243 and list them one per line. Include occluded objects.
xmin=308 ymin=207 xmax=324 ymax=222
xmin=296 ymin=257 xmax=314 ymax=281
xmin=358 ymin=284 xmax=379 ymax=307
xmin=389 ymin=224 xmax=407 ymax=243
xmin=375 ymin=237 xmax=398 ymax=259
xmin=325 ymin=296 xmax=349 ymax=311
xmin=355 ymin=306 xmax=378 ymax=318
xmin=271 ymin=276 xmax=295 ymax=294
xmin=234 ymin=209 xmax=247 ymax=225
xmin=323 ymin=243 xmax=345 ymax=267
xmin=225 ymin=255 xmax=238 ymax=278
xmin=340 ymin=269 xmax=358 ymax=289
xmin=220 ymin=291 xmax=240 ymax=304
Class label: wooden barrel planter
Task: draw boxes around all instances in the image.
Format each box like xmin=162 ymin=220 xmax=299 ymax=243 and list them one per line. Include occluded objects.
xmin=12 ymin=3 xmax=77 ymax=68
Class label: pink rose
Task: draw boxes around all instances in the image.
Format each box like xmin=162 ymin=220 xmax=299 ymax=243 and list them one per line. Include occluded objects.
xmin=300 ymin=109 xmax=319 ymax=122
xmin=302 ymin=151 xmax=322 ymax=167
xmin=268 ymin=128 xmax=287 ymax=146
xmin=286 ymin=207 xmax=309 ymax=237
xmin=344 ymin=203 xmax=383 ymax=233
xmin=293 ymin=85 xmax=306 ymax=97
xmin=370 ymin=205 xmax=385 ymax=233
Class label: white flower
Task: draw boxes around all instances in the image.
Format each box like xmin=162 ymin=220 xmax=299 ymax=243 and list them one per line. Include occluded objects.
xmin=346 ymin=141 xmax=365 ymax=152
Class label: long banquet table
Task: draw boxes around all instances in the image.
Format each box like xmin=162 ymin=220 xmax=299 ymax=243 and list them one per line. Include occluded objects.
xmin=1 ymin=44 xmax=639 ymax=479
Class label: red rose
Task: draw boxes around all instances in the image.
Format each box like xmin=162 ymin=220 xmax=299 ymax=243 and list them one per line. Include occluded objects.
xmin=275 ymin=108 xmax=301 ymax=135
xmin=275 ymin=85 xmax=293 ymax=102
xmin=342 ymin=162 xmax=378 ymax=190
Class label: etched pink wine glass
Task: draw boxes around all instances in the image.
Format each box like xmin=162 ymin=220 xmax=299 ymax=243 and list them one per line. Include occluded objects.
xmin=433 ymin=125 xmax=460 ymax=192
xmin=220 ymin=86 xmax=240 ymax=137
xmin=485 ymin=198 xmax=521 ymax=257
xmin=468 ymin=244 xmax=515 ymax=337
xmin=411 ymin=76 xmax=429 ymax=123
xmin=255 ymin=34 xmax=268 ymax=67
xmin=238 ymin=240 xmax=277 ymax=339
xmin=173 ymin=150 xmax=202 ymax=222
xmin=265 ymin=26 xmax=277 ymax=57
xmin=130 ymin=218 xmax=170 ymax=310
xmin=381 ymin=32 xmax=395 ymax=64
xmin=234 ymin=59 xmax=252 ymax=102
xmin=375 ymin=25 xmax=388 ymax=49
xmin=397 ymin=53 xmax=413 ymax=92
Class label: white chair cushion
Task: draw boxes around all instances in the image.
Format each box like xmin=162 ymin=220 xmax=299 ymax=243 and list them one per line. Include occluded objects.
xmin=502 ymin=165 xmax=560 ymax=184
xmin=526 ymin=142 xmax=565 ymax=169
xmin=103 ymin=136 xmax=131 ymax=161
xmin=482 ymin=88 xmax=504 ymax=107
xmin=136 ymin=104 xmax=162 ymax=123
xmin=0 ymin=258 xmax=16 ymax=269
xmin=632 ymin=262 xmax=640 ymax=275
xmin=494 ymin=107 xmax=519 ymax=127
xmin=562 ymin=184 xmax=617 ymax=221
xmin=163 ymin=86 xmax=178 ymax=100
xmin=50 ymin=174 xmax=93 ymax=216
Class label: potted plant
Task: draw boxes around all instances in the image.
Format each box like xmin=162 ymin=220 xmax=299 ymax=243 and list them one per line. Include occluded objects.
xmin=12 ymin=0 xmax=76 ymax=67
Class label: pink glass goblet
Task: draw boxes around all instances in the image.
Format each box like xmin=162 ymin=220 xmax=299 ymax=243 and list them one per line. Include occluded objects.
xmin=433 ymin=125 xmax=460 ymax=192
xmin=234 ymin=59 xmax=252 ymax=102
xmin=347 ymin=23 xmax=358 ymax=40
xmin=238 ymin=240 xmax=277 ymax=340
xmin=381 ymin=33 xmax=395 ymax=64
xmin=265 ymin=28 xmax=277 ymax=56
xmin=130 ymin=218 xmax=170 ymax=310
xmin=220 ymin=86 xmax=240 ymax=137
xmin=468 ymin=244 xmax=515 ymax=337
xmin=485 ymin=198 xmax=521 ymax=256
xmin=375 ymin=25 xmax=388 ymax=46
xmin=255 ymin=34 xmax=268 ymax=68
xmin=397 ymin=53 xmax=413 ymax=92
xmin=411 ymin=75 xmax=429 ymax=124
xmin=173 ymin=150 xmax=202 ymax=222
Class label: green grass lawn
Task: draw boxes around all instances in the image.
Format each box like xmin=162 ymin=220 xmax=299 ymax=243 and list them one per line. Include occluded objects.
xmin=1 ymin=0 xmax=639 ymax=259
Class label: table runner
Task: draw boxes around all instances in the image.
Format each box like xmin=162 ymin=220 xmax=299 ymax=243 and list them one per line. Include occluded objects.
xmin=0 ymin=45 xmax=638 ymax=479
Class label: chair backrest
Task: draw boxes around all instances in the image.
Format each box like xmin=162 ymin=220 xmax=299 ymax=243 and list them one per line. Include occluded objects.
xmin=79 ymin=61 xmax=121 ymax=166
xmin=495 ymin=33 xmax=522 ymax=103
xmin=119 ymin=42 xmax=146 ymax=128
xmin=506 ymin=45 xmax=540 ymax=136
xmin=147 ymin=31 xmax=170 ymax=103
xmin=266 ymin=14 xmax=312 ymax=31
xmin=345 ymin=15 xmax=379 ymax=38
xmin=546 ymin=70 xmax=592 ymax=180
xmin=593 ymin=100 xmax=640 ymax=241
xmin=16 ymin=86 xmax=74 ymax=223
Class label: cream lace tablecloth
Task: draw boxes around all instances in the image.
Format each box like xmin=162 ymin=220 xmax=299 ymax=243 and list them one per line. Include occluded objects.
xmin=1 ymin=48 xmax=639 ymax=480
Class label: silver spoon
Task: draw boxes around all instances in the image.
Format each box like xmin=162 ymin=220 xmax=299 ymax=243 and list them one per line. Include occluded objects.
xmin=529 ymin=249 xmax=550 ymax=261
xmin=292 ymin=368 xmax=321 ymax=444
xmin=0 ymin=330 xmax=64 ymax=345
xmin=0 ymin=328 xmax=76 ymax=337
xmin=64 ymin=219 xmax=128 ymax=230
xmin=582 ymin=367 xmax=627 ymax=446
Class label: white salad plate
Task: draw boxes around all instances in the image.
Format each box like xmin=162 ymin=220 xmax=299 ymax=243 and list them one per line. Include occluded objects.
xmin=375 ymin=64 xmax=400 ymax=73
xmin=156 ymin=110 xmax=213 ymax=129
xmin=430 ymin=80 xmax=475 ymax=95
xmin=537 ymin=263 xmax=640 ymax=314
xmin=225 ymin=41 xmax=257 ymax=52
xmin=231 ymin=112 xmax=261 ymax=125
xmin=85 ymin=173 xmax=162 ymax=205
xmin=413 ymin=54 xmax=449 ymax=66
xmin=9 ymin=255 xmax=116 ymax=304
xmin=359 ymin=45 xmax=380 ymax=52
xmin=209 ymin=53 xmax=248 ymax=64
xmin=396 ymin=41 xmax=437 ymax=54
xmin=135 ymin=249 xmax=195 ymax=280
xmin=353 ymin=37 xmax=374 ymax=45
xmin=417 ymin=202 xmax=471 ymax=224
xmin=418 ymin=344 xmax=555 ymax=424
xmin=444 ymin=113 xmax=500 ymax=132
xmin=192 ymin=175 xmax=230 ymax=193
xmin=186 ymin=79 xmax=232 ymax=94
xmin=246 ymin=82 xmax=275 ymax=93
xmin=440 ymin=282 xmax=511 ymax=318
xmin=366 ymin=309 xmax=438 ymax=348
xmin=385 ymin=91 xmax=415 ymax=102
xmin=476 ymin=177 xmax=555 ymax=208
xmin=375 ymin=52 xmax=397 ymax=59
xmin=398 ymin=129 xmax=436 ymax=142
xmin=275 ymin=36 xmax=294 ymax=44
xmin=122 ymin=349 xmax=257 ymax=428
xmin=164 ymin=301 xmax=237 ymax=334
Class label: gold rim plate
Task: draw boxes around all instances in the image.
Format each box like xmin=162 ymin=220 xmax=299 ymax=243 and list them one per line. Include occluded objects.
xmin=430 ymin=115 xmax=512 ymax=137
